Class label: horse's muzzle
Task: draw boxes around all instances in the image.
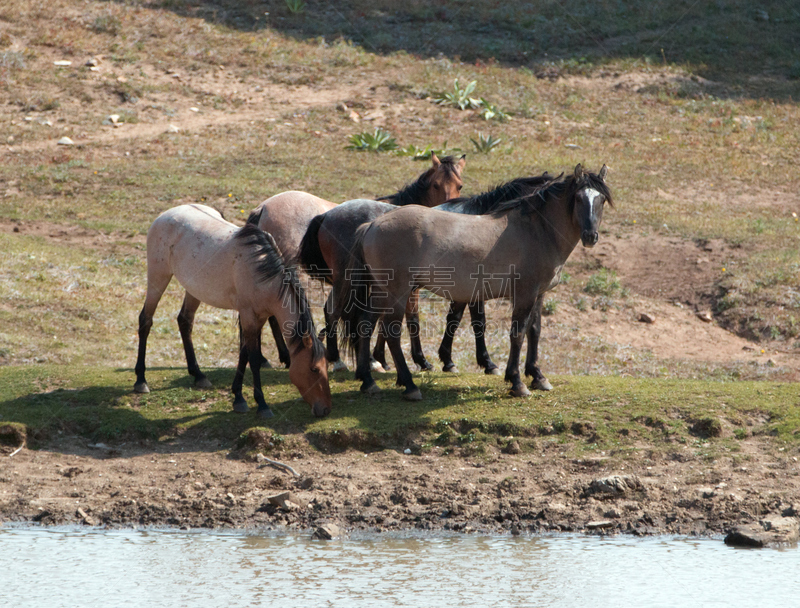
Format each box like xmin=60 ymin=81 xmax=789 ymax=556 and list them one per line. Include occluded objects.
xmin=581 ymin=231 xmax=599 ymax=247
xmin=312 ymin=401 xmax=331 ymax=418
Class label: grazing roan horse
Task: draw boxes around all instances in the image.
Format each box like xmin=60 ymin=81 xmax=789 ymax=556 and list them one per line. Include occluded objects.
xmin=133 ymin=204 xmax=332 ymax=418
xmin=298 ymin=154 xmax=466 ymax=371
xmin=339 ymin=164 xmax=612 ymax=400
xmin=253 ymin=153 xmax=465 ymax=368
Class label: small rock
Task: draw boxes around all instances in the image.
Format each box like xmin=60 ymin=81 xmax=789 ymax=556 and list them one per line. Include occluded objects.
xmin=725 ymin=515 xmax=799 ymax=548
xmin=266 ymin=491 xmax=305 ymax=510
xmin=297 ymin=477 xmax=314 ymax=490
xmin=336 ymin=102 xmax=348 ymax=113
xmin=586 ymin=520 xmax=614 ymax=530
xmin=348 ymin=110 xmax=361 ymax=123
xmin=584 ymin=475 xmax=644 ymax=498
xmin=57 ymin=137 xmax=74 ymax=146
xmin=90 ymin=67 xmax=100 ymax=72
xmin=76 ymin=507 xmax=96 ymax=525
xmin=117 ymin=76 xmax=128 ymax=83
xmin=189 ymin=107 xmax=199 ymax=113
xmin=54 ymin=60 xmax=72 ymax=66
xmin=166 ymin=124 xmax=180 ymax=133
xmin=86 ymin=58 xmax=99 ymax=67
xmin=696 ymin=311 xmax=713 ymax=323
xmin=313 ymin=523 xmax=340 ymax=540
xmin=87 ymin=442 xmax=111 ymax=450
xmin=638 ymin=312 xmax=656 ymax=324
xmin=502 ymin=440 xmax=521 ymax=455
xmin=564 ymin=143 xmax=582 ymax=149
xmin=403 ymin=448 xmax=412 ymax=455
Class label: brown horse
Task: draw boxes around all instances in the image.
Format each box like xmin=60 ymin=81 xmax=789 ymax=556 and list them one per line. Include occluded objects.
xmin=254 ymin=154 xmax=464 ymax=369
xmin=339 ymin=164 xmax=612 ymax=400
xmin=297 ymin=154 xmax=466 ymax=370
xmin=133 ymin=204 xmax=332 ymax=418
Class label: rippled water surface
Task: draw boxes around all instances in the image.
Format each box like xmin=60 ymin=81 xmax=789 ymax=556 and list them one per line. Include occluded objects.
xmin=2 ymin=528 xmax=798 ymax=607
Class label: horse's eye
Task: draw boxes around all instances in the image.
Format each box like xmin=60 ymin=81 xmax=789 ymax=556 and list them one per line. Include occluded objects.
xmin=457 ymin=184 xmax=463 ymax=191
xmin=311 ymin=366 xmax=320 ymax=374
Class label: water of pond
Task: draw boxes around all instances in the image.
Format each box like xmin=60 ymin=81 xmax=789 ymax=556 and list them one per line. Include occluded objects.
xmin=1 ymin=527 xmax=797 ymax=607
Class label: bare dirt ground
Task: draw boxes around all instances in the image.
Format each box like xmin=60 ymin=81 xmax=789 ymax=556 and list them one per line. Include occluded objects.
xmin=1 ymin=433 xmax=798 ymax=542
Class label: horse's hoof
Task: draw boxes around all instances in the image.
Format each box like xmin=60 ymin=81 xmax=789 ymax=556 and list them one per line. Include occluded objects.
xmin=402 ymin=387 xmax=423 ymax=401
xmin=442 ymin=363 xmax=459 ymax=374
xmin=485 ymin=367 xmax=502 ymax=376
xmin=331 ymin=360 xmax=349 ymax=373
xmin=194 ymin=376 xmax=212 ymax=389
xmin=133 ymin=381 xmax=150 ymax=394
xmin=361 ymin=381 xmax=381 ymax=395
xmin=531 ymin=378 xmax=553 ymax=391
xmin=257 ymin=406 xmax=274 ymax=419
xmin=232 ymin=397 xmax=249 ymax=413
xmin=370 ymin=361 xmax=386 ymax=373
xmin=418 ymin=361 xmax=434 ymax=372
xmin=510 ymin=385 xmax=532 ymax=398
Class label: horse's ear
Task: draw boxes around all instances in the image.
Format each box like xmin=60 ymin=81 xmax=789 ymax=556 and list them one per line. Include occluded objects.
xmin=430 ymin=153 xmax=441 ymax=168
xmin=599 ymin=164 xmax=608 ymax=180
xmin=456 ymin=154 xmax=466 ymax=171
xmin=573 ymin=164 xmax=583 ymax=179
xmin=302 ymin=328 xmax=313 ymax=350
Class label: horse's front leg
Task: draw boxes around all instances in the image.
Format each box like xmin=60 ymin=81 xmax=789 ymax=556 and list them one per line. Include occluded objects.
xmin=231 ymin=339 xmax=250 ymax=413
xmin=268 ymin=316 xmax=290 ymax=368
xmin=469 ymin=301 xmax=500 ymax=375
xmin=177 ymin=293 xmax=212 ymax=389
xmin=244 ymin=323 xmax=274 ymax=419
xmin=355 ymin=309 xmax=381 ymax=394
xmin=323 ymin=289 xmax=347 ymax=372
xmin=505 ymin=302 xmax=535 ymax=398
xmin=524 ymin=296 xmax=552 ymax=391
xmin=405 ymin=288 xmax=433 ymax=371
xmin=438 ymin=300 xmax=466 ymax=373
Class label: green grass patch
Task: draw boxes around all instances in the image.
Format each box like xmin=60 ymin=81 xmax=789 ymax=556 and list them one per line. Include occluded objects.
xmin=2 ymin=366 xmax=798 ymax=454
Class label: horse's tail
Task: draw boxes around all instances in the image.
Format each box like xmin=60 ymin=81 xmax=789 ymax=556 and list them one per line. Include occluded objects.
xmin=337 ymin=223 xmax=373 ymax=359
xmin=297 ymin=213 xmax=331 ymax=283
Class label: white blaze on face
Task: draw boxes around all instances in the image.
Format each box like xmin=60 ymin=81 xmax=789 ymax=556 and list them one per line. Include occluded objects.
xmin=584 ymin=188 xmax=601 ymax=216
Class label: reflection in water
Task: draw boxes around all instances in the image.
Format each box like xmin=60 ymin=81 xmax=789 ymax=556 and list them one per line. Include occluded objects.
xmin=2 ymin=528 xmax=798 ymax=607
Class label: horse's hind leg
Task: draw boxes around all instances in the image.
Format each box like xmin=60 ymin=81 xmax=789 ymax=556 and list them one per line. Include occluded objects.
xmin=524 ymin=296 xmax=552 ymax=391
xmin=177 ymin=293 xmax=212 ymax=389
xmin=469 ymin=301 xmax=500 ymax=375
xmin=134 ymin=264 xmax=172 ymax=394
xmin=268 ymin=316 xmax=291 ymax=368
xmin=384 ymin=308 xmax=421 ymax=401
xmin=371 ymin=322 xmax=390 ymax=372
xmin=505 ymin=303 xmax=535 ymax=398
xmin=406 ymin=289 xmax=433 ymax=371
xmin=438 ymin=301 xmax=466 ymax=373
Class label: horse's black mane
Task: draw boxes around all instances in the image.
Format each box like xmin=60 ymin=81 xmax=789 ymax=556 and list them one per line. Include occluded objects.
xmin=439 ymin=174 xmax=554 ymax=215
xmin=236 ymin=210 xmax=325 ymax=360
xmin=376 ymin=155 xmax=461 ymax=207
xmin=487 ymin=170 xmax=613 ymax=217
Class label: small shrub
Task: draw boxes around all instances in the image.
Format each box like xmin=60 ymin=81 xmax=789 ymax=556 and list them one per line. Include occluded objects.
xmin=395 ymin=143 xmax=444 ymax=160
xmin=435 ymin=79 xmax=481 ymax=110
xmin=471 ymin=133 xmax=502 ymax=154
xmin=92 ymin=15 xmax=122 ymax=36
xmin=346 ymin=128 xmax=398 ymax=152
xmin=542 ymin=298 xmax=558 ymax=316
xmin=479 ymin=98 xmax=511 ymax=122
xmin=584 ymin=268 xmax=622 ymax=297
xmin=285 ymin=0 xmax=306 ymax=14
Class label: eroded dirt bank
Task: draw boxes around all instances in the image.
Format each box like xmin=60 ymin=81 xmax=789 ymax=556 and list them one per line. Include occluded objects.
xmin=2 ymin=436 xmax=798 ymax=545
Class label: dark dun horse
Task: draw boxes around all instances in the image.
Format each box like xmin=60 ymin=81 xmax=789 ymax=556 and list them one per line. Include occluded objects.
xmin=298 ymin=154 xmax=466 ymax=371
xmin=339 ymin=164 xmax=612 ymax=400
xmin=253 ymin=154 xmax=465 ymax=369
xmin=134 ymin=204 xmax=332 ymax=418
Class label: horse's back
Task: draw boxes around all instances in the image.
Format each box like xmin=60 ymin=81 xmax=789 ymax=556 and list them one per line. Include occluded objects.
xmin=256 ymin=191 xmax=336 ymax=258
xmin=147 ymin=204 xmax=244 ymax=309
